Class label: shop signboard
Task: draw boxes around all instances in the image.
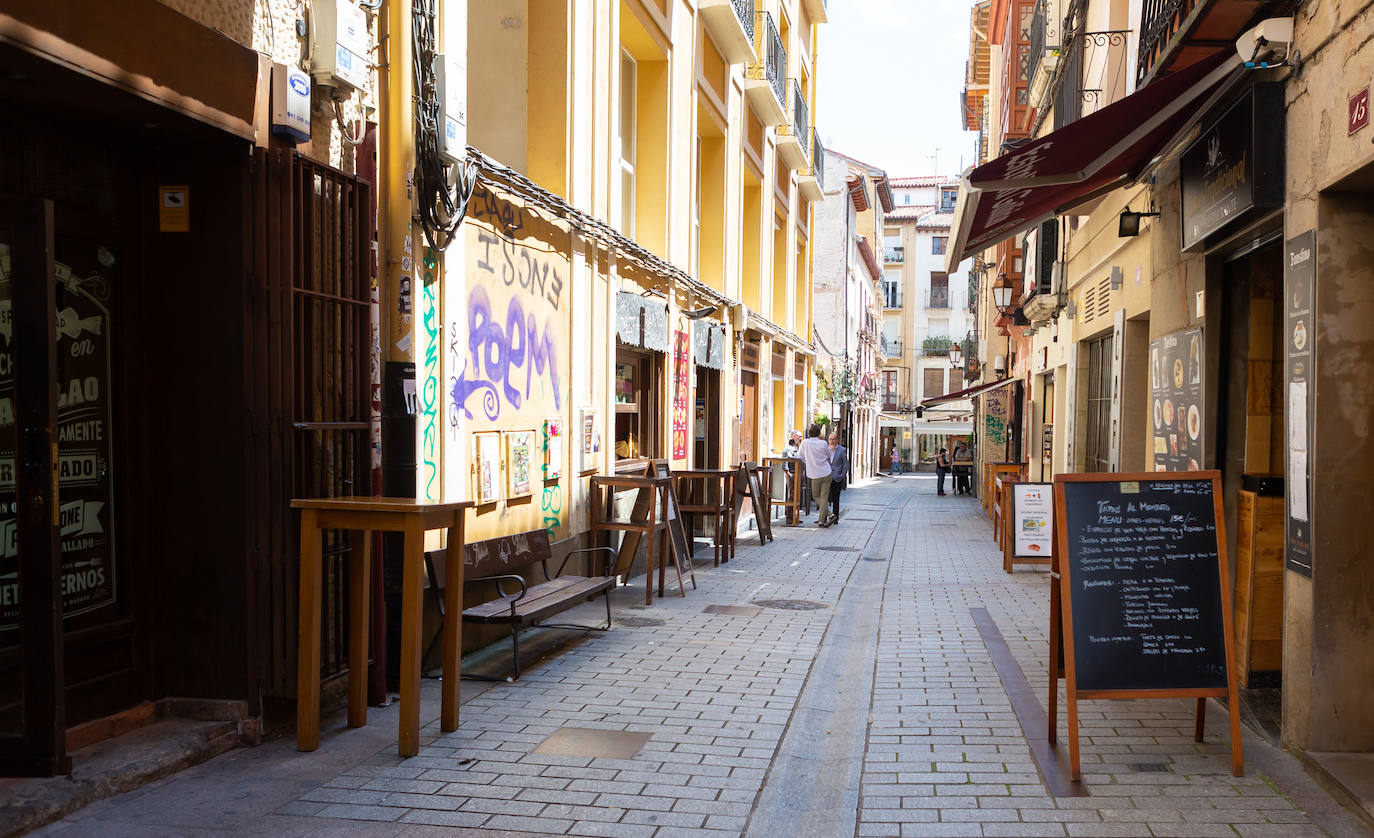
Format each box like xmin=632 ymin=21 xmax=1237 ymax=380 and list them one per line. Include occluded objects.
xmin=1 ymin=248 xmax=118 ymax=630
xmin=671 ymin=330 xmax=689 ymax=460
xmin=1284 ymin=230 xmax=1314 ymax=576
xmin=1149 ymin=326 xmax=1204 ymax=472
xmin=1180 ymin=85 xmax=1284 ymax=251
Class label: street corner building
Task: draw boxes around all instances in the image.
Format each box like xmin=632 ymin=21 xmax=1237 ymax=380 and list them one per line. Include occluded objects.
xmin=945 ymin=0 xmax=1374 ymax=807
xmin=0 ymin=0 xmax=828 ymax=778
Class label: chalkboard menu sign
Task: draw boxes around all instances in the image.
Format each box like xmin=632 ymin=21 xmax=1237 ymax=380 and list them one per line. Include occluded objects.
xmin=650 ymin=460 xmax=697 ymax=593
xmin=1052 ymin=471 xmax=1242 ymax=780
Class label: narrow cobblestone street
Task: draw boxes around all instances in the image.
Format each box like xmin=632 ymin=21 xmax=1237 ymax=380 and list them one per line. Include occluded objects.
xmin=32 ymin=478 xmax=1371 ymax=838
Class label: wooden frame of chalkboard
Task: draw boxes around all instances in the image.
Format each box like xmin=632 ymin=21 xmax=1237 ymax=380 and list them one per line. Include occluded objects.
xmin=735 ymin=462 xmax=773 ymax=544
xmin=1052 ymin=471 xmax=1242 ymax=781
xmin=1003 ymin=481 xmax=1054 ymax=573
xmin=647 ymin=460 xmax=697 ymax=595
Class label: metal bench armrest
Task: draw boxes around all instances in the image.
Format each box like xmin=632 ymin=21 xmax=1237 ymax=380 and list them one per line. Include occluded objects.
xmin=465 ymin=573 xmax=529 ymax=606
xmin=556 ymin=546 xmax=617 ymax=578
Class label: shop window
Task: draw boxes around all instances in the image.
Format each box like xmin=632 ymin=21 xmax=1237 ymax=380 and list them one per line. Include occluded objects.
xmin=615 ymin=348 xmax=659 ymax=464
xmin=1084 ymin=333 xmax=1114 ymax=472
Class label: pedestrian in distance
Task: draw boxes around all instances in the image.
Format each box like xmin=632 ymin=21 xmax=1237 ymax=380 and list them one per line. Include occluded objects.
xmin=799 ymin=424 xmax=834 ymax=527
xmin=935 ymin=447 xmax=951 ymax=496
xmin=891 ymin=444 xmax=901 ymax=475
xmin=953 ymin=439 xmax=974 ymax=495
xmin=827 ymin=432 xmax=848 ymax=525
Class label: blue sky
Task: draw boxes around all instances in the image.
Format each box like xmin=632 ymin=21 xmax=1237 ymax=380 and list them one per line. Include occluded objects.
xmin=815 ymin=0 xmax=980 ymax=179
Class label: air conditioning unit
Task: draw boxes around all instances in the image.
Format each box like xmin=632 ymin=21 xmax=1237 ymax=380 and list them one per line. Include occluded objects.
xmin=1023 ymin=220 xmax=1062 ymax=324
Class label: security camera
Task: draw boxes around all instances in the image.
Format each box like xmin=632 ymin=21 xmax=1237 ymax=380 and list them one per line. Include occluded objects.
xmin=1236 ymin=17 xmax=1293 ymax=66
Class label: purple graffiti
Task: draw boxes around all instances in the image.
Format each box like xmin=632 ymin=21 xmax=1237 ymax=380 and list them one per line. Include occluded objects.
xmin=450 ymin=285 xmax=561 ymax=421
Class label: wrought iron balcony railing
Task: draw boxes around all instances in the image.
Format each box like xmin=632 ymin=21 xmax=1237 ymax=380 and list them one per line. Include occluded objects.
xmin=760 ymin=11 xmax=785 ymax=108
xmin=793 ymin=81 xmax=810 ymax=157
xmin=1137 ymin=0 xmax=1190 ymax=84
xmin=812 ymin=129 xmax=825 ymax=190
xmin=926 ymin=289 xmax=951 ymax=309
xmin=732 ymin=0 xmax=754 ymax=43
xmin=1027 ymin=0 xmax=1048 ymax=90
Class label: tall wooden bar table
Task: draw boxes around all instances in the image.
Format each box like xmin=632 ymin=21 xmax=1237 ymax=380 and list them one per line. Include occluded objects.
xmin=672 ymin=468 xmax=735 ymax=565
xmin=761 ymin=457 xmax=804 ymax=525
xmin=590 ymin=475 xmax=671 ymax=605
xmin=292 ymin=497 xmax=473 ymax=757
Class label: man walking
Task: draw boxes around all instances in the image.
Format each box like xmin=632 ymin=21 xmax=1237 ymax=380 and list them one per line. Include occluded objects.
xmin=827 ymin=431 xmax=849 ymax=525
xmin=800 ymin=424 xmax=834 ymax=527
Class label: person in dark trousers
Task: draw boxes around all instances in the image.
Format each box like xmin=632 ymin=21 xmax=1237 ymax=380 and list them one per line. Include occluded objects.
xmin=952 ymin=439 xmax=974 ymax=495
xmin=890 ymin=444 xmax=901 ymax=475
xmin=935 ymin=447 xmax=951 ymax=496
xmin=827 ymin=431 xmax=848 ymax=524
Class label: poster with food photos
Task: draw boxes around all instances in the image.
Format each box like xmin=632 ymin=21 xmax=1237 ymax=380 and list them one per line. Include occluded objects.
xmin=1150 ymin=326 xmax=1204 ymax=472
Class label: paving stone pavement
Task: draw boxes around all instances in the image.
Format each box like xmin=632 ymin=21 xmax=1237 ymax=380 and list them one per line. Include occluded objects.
xmin=30 ymin=477 xmax=1372 ymax=838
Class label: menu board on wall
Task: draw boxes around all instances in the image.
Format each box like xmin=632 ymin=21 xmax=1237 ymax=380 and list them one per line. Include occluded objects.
xmin=0 ymin=249 xmax=118 ymax=630
xmin=1149 ymin=326 xmax=1204 ymax=472
xmin=1284 ymin=231 xmax=1314 ymax=576
xmin=672 ymin=330 xmax=689 ymax=460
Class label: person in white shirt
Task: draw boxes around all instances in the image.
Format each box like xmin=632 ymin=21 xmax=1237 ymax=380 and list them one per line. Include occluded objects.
xmin=781 ymin=432 xmax=800 ymax=459
xmin=799 ymin=424 xmax=834 ymax=527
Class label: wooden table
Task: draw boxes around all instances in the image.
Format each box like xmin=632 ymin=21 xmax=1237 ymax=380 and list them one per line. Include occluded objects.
xmin=292 ymin=497 xmax=473 ymax=757
xmin=589 ymin=475 xmax=672 ymax=605
xmin=673 ymin=468 xmax=736 ymax=565
xmin=761 ymin=457 xmax=804 ymax=525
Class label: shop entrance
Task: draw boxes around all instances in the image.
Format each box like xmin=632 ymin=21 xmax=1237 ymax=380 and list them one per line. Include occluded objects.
xmin=694 ymin=367 xmax=721 ymax=468
xmin=1216 ymin=237 xmax=1285 ymax=737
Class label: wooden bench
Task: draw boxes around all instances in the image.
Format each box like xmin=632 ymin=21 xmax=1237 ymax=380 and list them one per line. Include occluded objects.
xmin=429 ymin=530 xmax=616 ymax=681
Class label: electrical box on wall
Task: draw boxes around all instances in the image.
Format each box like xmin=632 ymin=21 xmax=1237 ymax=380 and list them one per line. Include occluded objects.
xmin=435 ymin=53 xmax=466 ymax=164
xmin=271 ymin=64 xmax=312 ymax=143
xmin=311 ymin=0 xmax=370 ymax=92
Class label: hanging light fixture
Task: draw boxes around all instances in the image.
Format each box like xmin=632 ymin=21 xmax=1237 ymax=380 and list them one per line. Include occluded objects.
xmin=949 ymin=341 xmax=963 ymax=368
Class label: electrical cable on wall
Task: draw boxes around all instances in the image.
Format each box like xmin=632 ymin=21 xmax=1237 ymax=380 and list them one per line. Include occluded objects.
xmin=412 ymin=0 xmax=477 ymax=252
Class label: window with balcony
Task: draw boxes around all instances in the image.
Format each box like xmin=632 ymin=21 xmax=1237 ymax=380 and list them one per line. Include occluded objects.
xmin=883 ymin=278 xmax=901 ymax=308
xmin=1084 ymin=333 xmax=1114 ymax=472
xmin=883 ymin=370 xmax=899 ymax=411
xmin=928 ymin=273 xmax=950 ymax=309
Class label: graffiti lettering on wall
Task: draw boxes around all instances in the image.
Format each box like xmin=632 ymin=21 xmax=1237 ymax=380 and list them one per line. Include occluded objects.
xmin=450 ymin=285 xmax=561 ymax=421
xmin=540 ymin=484 xmax=562 ymax=541
xmin=420 ymin=249 xmax=440 ymax=501
xmin=985 ymin=414 xmax=1007 ymax=446
xmin=452 ymin=198 xmax=568 ymax=427
xmin=984 ymin=387 xmax=1011 ymax=448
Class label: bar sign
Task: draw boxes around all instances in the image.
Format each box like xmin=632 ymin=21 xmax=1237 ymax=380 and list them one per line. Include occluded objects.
xmin=1350 ymin=87 xmax=1369 ymax=136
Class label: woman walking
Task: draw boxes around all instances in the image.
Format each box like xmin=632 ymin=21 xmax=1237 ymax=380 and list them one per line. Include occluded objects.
xmin=935 ymin=447 xmax=951 ymax=496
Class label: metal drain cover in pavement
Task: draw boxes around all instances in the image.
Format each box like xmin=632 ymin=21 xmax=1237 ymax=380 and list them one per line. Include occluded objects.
xmin=815 ymin=546 xmax=857 ymax=552
xmin=703 ymin=604 xmax=762 ymax=617
xmin=1130 ymin=763 xmax=1171 ymax=772
xmin=616 ymin=616 xmax=665 ymax=627
xmin=534 ymin=727 xmax=651 ymax=759
xmin=861 ymin=556 xmax=887 ymax=562
xmin=752 ymin=598 xmax=829 ymax=611
xmin=845 ymin=517 xmax=876 ymax=521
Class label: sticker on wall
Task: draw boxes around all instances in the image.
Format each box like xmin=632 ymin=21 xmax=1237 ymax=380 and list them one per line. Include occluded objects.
xmin=543 ymin=418 xmax=563 ymax=480
xmin=578 ymin=407 xmax=601 ymax=473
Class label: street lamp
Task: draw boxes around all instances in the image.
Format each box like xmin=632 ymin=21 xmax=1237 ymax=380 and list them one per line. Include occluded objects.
xmin=949 ymin=341 xmax=963 ymax=368
xmin=992 ymin=274 xmax=1016 ymax=317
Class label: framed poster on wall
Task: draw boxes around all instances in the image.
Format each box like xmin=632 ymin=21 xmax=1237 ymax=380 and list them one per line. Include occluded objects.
xmin=578 ymin=407 xmax=601 ymax=473
xmin=473 ymin=431 xmax=502 ymax=504
xmin=543 ymin=418 xmax=563 ymax=480
xmin=506 ymin=430 xmax=533 ymax=498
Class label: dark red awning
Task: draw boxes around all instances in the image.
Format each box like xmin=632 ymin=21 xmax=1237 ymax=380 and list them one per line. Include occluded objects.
xmin=947 ymin=53 xmax=1242 ymax=265
xmin=921 ymin=376 xmax=1018 ymax=408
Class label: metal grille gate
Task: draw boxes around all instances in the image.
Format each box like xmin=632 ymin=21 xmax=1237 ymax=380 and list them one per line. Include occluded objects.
xmin=251 ymin=148 xmax=372 ymax=699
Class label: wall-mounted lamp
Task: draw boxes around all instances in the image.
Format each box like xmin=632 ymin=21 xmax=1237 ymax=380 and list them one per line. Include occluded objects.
xmin=682 ymin=305 xmax=717 ymax=320
xmin=1109 ymin=265 xmax=1124 ymax=290
xmin=1118 ymin=206 xmax=1161 ymax=237
xmin=949 ymin=342 xmax=963 ymax=368
xmin=993 ymin=354 xmax=1007 ymax=379
xmin=992 ymin=274 xmax=1016 ymax=317
xmin=1065 ymin=298 xmax=1077 ymax=319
